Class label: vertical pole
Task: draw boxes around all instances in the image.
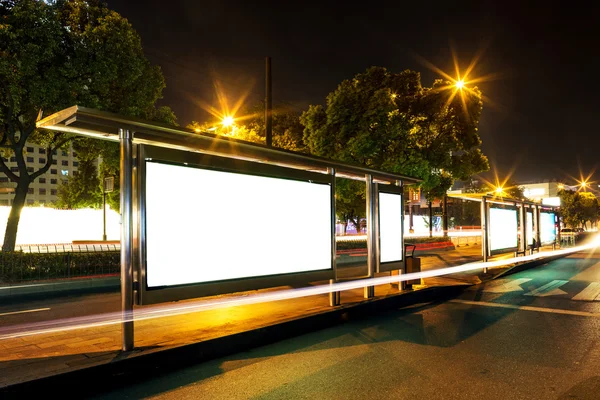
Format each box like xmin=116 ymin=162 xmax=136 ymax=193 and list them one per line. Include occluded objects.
xmin=442 ymin=194 xmax=449 ymax=237
xmin=428 ymin=201 xmax=433 ymax=238
xmin=398 ymin=180 xmax=406 ymax=291
xmin=519 ymin=204 xmax=525 ymax=254
xmin=328 ymin=168 xmax=340 ymax=306
xmin=481 ymin=197 xmax=488 ymax=267
xmin=120 ymin=129 xmax=134 ymax=352
xmin=102 ymin=191 xmax=107 ymax=241
xmin=265 ymin=56 xmax=273 ymax=147
xmin=365 ymin=174 xmax=376 ymax=299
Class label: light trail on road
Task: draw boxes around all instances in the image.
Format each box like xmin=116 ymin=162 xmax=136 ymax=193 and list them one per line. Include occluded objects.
xmin=1 ymin=237 xmax=599 ymax=341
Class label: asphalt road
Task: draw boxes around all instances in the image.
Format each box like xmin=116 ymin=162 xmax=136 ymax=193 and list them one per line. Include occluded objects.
xmin=84 ymin=249 xmax=600 ymax=400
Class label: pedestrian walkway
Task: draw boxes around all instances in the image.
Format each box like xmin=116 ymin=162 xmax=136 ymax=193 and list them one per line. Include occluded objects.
xmin=0 ymin=245 xmax=548 ymax=390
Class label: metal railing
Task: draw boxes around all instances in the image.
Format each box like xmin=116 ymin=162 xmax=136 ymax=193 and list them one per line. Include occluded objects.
xmin=14 ymin=243 xmax=120 ymax=253
xmin=450 ymin=235 xmax=481 ymax=247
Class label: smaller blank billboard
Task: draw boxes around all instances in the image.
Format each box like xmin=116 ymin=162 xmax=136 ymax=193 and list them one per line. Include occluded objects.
xmin=489 ymin=207 xmax=518 ymax=252
xmin=379 ymin=192 xmax=403 ymax=263
xmin=526 ymin=211 xmax=534 ymax=247
xmin=540 ymin=211 xmax=557 ymax=245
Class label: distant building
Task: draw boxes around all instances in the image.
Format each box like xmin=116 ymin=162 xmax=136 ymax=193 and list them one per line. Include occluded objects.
xmin=518 ymin=181 xmax=564 ymax=206
xmin=0 ymin=142 xmax=88 ymax=206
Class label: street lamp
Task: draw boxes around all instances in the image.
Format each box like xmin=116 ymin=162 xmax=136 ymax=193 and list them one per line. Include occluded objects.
xmin=222 ymin=116 xmax=234 ymax=127
xmin=455 ymin=80 xmax=465 ymax=89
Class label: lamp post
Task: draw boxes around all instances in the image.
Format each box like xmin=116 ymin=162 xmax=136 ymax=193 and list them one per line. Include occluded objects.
xmin=103 ymin=176 xmax=114 ymax=241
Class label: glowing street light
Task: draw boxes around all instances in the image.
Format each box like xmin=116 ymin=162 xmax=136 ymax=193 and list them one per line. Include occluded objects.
xmin=580 ymin=181 xmax=588 ymax=191
xmin=455 ymin=80 xmax=465 ymax=89
xmin=222 ymin=116 xmax=234 ymax=127
xmin=495 ymin=186 xmax=504 ymax=195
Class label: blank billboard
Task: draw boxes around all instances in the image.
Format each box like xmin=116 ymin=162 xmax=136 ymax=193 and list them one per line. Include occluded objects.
xmin=526 ymin=211 xmax=534 ymax=246
xmin=144 ymin=161 xmax=333 ymax=288
xmin=379 ymin=192 xmax=403 ymax=263
xmin=540 ymin=212 xmax=557 ymax=245
xmin=489 ymin=207 xmax=518 ymax=252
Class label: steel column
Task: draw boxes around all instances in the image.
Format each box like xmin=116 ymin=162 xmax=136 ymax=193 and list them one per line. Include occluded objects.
xmin=365 ymin=174 xmax=376 ymax=298
xmin=328 ymin=168 xmax=340 ymax=306
xmin=481 ymin=197 xmax=489 ymax=270
xmin=120 ymin=129 xmax=134 ymax=352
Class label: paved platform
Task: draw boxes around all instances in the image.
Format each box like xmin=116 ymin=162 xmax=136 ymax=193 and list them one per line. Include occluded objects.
xmin=0 ymin=245 xmax=554 ymax=392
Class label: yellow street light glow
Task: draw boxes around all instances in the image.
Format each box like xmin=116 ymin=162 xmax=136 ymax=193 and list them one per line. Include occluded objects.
xmin=222 ymin=116 xmax=234 ymax=127
xmin=495 ymin=186 xmax=503 ymax=194
xmin=455 ymin=80 xmax=465 ymax=89
xmin=581 ymin=181 xmax=588 ymax=188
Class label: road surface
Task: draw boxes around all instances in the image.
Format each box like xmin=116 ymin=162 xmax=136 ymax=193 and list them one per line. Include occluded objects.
xmin=85 ymin=249 xmax=600 ymax=399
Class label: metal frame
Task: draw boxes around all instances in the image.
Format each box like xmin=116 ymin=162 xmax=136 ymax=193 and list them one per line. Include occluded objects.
xmin=136 ymin=144 xmax=335 ymax=305
xmin=376 ymin=183 xmax=404 ymax=273
xmin=37 ymin=106 xmax=421 ymax=185
xmin=539 ymin=209 xmax=558 ymax=246
xmin=488 ymin=204 xmax=520 ymax=256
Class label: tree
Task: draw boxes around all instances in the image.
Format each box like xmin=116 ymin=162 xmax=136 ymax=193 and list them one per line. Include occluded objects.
xmin=0 ymin=0 xmax=175 ymax=251
xmin=559 ymin=190 xmax=599 ymax=229
xmin=188 ymin=102 xmax=306 ymax=152
xmin=301 ymin=66 xmax=489 ymax=224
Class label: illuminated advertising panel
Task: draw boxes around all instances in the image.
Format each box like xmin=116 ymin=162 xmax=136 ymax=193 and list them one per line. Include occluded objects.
xmin=489 ymin=207 xmax=518 ymax=252
xmin=526 ymin=211 xmax=534 ymax=247
xmin=143 ymin=158 xmax=333 ymax=292
xmin=540 ymin=211 xmax=557 ymax=245
xmin=379 ymin=192 xmax=403 ymax=263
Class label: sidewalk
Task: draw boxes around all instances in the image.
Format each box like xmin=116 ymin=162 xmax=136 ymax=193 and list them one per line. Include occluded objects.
xmin=0 ymin=245 xmax=549 ymax=392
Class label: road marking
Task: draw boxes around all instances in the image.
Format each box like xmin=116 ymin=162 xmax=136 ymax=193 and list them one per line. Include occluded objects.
xmin=450 ymin=299 xmax=600 ymax=318
xmin=572 ymin=282 xmax=600 ymax=301
xmin=0 ymin=308 xmax=50 ymax=317
xmin=479 ymin=278 xmax=532 ymax=293
xmin=525 ymin=280 xmax=568 ymax=297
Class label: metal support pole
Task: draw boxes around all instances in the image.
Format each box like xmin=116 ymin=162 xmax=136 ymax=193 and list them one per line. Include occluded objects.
xmin=519 ymin=204 xmax=525 ymax=255
xmin=265 ymin=57 xmax=272 ymax=147
xmin=398 ymin=180 xmax=406 ymax=291
xmin=481 ymin=197 xmax=488 ymax=271
xmin=120 ymin=129 xmax=134 ymax=352
xmin=428 ymin=201 xmax=433 ymax=238
xmin=442 ymin=194 xmax=448 ymax=237
xmin=102 ymin=192 xmax=107 ymax=241
xmin=328 ymin=168 xmax=340 ymax=306
xmin=365 ymin=174 xmax=376 ymax=299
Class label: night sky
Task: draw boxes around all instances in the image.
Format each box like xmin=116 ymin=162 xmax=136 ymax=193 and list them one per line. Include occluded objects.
xmin=106 ymin=0 xmax=600 ymax=184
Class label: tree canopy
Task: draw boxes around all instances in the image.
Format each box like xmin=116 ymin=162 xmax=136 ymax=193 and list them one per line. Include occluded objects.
xmin=559 ymin=190 xmax=600 ymax=229
xmin=301 ymin=67 xmax=488 ymax=198
xmin=0 ymin=0 xmax=175 ymax=250
xmin=300 ymin=66 xmax=489 ymax=224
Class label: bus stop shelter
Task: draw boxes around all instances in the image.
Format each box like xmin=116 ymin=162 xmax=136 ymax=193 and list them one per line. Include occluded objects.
xmin=37 ymin=105 xmax=422 ymax=351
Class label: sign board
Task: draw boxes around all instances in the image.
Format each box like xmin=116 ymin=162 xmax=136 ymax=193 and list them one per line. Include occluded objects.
xmin=526 ymin=210 xmax=534 ymax=247
xmin=540 ymin=211 xmax=557 ymax=245
xmin=377 ymin=185 xmax=404 ymax=273
xmin=137 ymin=145 xmax=334 ymax=304
xmin=489 ymin=206 xmax=519 ymax=254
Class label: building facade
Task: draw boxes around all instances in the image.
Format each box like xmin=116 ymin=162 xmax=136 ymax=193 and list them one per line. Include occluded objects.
xmin=0 ymin=142 xmax=84 ymax=206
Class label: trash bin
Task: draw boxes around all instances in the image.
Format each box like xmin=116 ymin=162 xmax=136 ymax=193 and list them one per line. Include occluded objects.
xmin=405 ymin=243 xmax=421 ymax=288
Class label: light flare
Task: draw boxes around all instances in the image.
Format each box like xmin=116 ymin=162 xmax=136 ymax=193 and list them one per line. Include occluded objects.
xmin=1 ymin=235 xmax=599 ymax=341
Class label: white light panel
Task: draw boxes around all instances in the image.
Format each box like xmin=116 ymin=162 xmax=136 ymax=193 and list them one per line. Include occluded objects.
xmin=526 ymin=211 xmax=534 ymax=246
xmin=379 ymin=192 xmax=403 ymax=263
xmin=540 ymin=212 xmax=556 ymax=245
xmin=489 ymin=207 xmax=518 ymax=251
xmin=145 ymin=162 xmax=332 ymax=287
